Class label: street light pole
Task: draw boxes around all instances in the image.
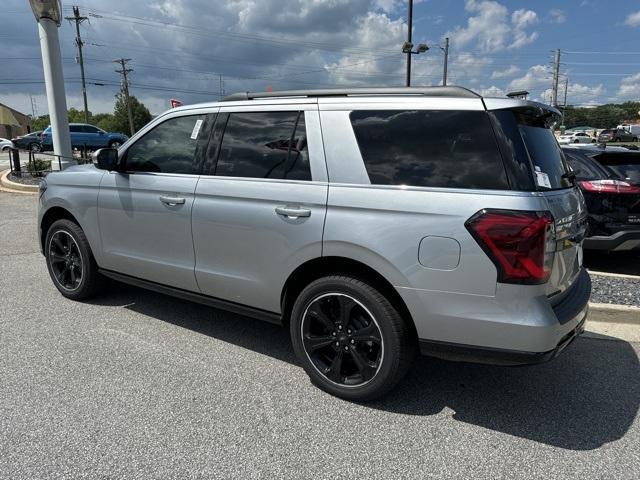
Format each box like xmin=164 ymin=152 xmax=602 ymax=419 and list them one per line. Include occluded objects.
xmin=29 ymin=0 xmax=73 ymax=170
xmin=406 ymin=0 xmax=413 ymax=87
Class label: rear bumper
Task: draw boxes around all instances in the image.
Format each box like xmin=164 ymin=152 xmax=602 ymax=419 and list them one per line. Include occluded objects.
xmin=419 ymin=315 xmax=586 ymax=366
xmin=399 ymin=268 xmax=591 ymax=365
xmin=583 ymin=230 xmax=640 ymax=251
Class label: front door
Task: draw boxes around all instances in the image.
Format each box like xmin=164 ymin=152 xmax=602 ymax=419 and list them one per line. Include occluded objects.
xmin=192 ymin=107 xmax=328 ymax=312
xmin=98 ymin=112 xmax=213 ymax=291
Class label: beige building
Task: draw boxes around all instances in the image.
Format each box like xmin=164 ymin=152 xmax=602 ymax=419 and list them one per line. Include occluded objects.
xmin=0 ymin=103 xmax=31 ymax=139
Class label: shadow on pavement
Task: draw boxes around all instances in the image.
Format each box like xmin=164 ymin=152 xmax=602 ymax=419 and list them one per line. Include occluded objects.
xmin=91 ymin=285 xmax=640 ymax=451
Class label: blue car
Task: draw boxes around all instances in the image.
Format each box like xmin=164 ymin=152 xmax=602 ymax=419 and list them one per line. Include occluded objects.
xmin=41 ymin=123 xmax=128 ymax=151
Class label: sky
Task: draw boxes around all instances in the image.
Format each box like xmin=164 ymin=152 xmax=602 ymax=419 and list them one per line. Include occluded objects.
xmin=1 ymin=0 xmax=639 ymax=117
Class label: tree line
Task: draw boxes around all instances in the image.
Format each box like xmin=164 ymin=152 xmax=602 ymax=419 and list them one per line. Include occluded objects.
xmin=563 ymin=101 xmax=640 ymax=129
xmin=31 ymin=93 xmax=152 ymax=134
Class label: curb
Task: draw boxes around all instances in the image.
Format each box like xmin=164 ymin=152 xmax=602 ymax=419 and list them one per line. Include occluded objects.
xmin=0 ymin=169 xmax=39 ymax=194
xmin=589 ymin=303 xmax=640 ymax=325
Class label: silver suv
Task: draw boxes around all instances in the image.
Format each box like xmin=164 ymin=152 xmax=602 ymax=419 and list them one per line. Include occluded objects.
xmin=38 ymin=87 xmax=591 ymax=400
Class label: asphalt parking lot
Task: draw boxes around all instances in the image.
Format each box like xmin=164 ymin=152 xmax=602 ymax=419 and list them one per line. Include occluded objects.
xmin=1 ymin=192 xmax=639 ymax=479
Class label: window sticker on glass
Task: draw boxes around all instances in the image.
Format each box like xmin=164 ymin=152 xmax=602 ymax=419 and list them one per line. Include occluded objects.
xmin=190 ymin=119 xmax=203 ymax=140
xmin=534 ymin=166 xmax=552 ymax=189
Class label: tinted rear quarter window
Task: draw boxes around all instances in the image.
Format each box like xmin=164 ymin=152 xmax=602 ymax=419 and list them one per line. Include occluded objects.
xmin=563 ymin=151 xmax=607 ymax=180
xmin=350 ymin=110 xmax=509 ymax=189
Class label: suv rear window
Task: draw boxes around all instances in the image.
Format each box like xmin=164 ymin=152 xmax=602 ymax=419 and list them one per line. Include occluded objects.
xmin=349 ymin=110 xmax=508 ymax=190
xmin=491 ymin=109 xmax=571 ymax=190
xmin=592 ymin=152 xmax=640 ymax=184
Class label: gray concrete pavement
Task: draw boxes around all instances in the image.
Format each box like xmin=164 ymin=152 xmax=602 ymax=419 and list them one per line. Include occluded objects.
xmin=1 ymin=191 xmax=639 ymax=479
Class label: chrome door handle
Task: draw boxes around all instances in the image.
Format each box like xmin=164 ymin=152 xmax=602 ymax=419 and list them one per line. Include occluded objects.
xmin=160 ymin=195 xmax=185 ymax=206
xmin=275 ymin=206 xmax=311 ymax=218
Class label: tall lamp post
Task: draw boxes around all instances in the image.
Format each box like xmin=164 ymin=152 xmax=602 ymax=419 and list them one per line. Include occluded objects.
xmin=29 ymin=0 xmax=73 ymax=170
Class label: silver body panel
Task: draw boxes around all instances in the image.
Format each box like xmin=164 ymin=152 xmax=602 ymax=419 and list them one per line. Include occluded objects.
xmin=39 ymin=92 xmax=588 ymax=355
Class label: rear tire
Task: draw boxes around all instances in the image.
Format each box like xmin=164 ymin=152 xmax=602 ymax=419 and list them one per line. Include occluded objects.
xmin=45 ymin=219 xmax=104 ymax=301
xmin=574 ymin=139 xmax=579 ymax=144
xmin=290 ymin=275 xmax=415 ymax=401
xmin=29 ymin=142 xmax=41 ymax=152
xmin=108 ymin=140 xmax=121 ymax=149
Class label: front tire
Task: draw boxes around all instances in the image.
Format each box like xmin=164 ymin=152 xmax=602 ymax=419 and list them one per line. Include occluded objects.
xmin=108 ymin=140 xmax=121 ymax=149
xmin=45 ymin=219 xmax=103 ymax=300
xmin=290 ymin=275 xmax=415 ymax=401
xmin=29 ymin=142 xmax=41 ymax=152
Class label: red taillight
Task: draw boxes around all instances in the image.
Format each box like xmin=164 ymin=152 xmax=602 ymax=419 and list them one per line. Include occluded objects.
xmin=578 ymin=179 xmax=640 ymax=194
xmin=465 ymin=209 xmax=555 ymax=285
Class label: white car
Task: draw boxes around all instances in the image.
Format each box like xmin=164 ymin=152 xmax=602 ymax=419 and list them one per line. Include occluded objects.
xmin=558 ymin=131 xmax=596 ymax=144
xmin=0 ymin=137 xmax=14 ymax=151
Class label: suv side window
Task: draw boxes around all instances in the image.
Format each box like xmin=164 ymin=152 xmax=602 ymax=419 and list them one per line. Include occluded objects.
xmin=84 ymin=125 xmax=100 ymax=133
xmin=69 ymin=125 xmax=83 ymax=133
xmin=349 ymin=110 xmax=508 ymax=189
xmin=215 ymin=111 xmax=310 ymax=181
xmin=124 ymin=114 xmax=205 ymax=174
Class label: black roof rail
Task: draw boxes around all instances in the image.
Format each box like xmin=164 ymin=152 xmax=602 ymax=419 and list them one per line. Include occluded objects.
xmin=222 ymin=86 xmax=481 ymax=102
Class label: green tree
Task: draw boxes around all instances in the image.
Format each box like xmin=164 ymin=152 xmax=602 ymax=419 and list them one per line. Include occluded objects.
xmin=112 ymin=93 xmax=152 ymax=135
xmin=31 ymin=114 xmax=50 ymax=131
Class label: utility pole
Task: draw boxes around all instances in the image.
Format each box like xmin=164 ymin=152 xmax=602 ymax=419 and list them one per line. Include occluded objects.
xmin=561 ymin=76 xmax=569 ymax=127
xmin=551 ymin=48 xmax=561 ymax=107
xmin=442 ymin=37 xmax=449 ymax=86
xmin=114 ymin=58 xmax=135 ymax=136
xmin=65 ymin=6 xmax=89 ymax=123
xmin=405 ymin=0 xmax=413 ymax=87
xmin=29 ymin=95 xmax=37 ymax=118
xmin=219 ymin=74 xmax=225 ymax=99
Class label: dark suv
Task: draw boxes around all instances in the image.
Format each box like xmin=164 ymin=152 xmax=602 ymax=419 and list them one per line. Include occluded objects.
xmin=597 ymin=129 xmax=638 ymax=143
xmin=563 ymin=147 xmax=640 ymax=250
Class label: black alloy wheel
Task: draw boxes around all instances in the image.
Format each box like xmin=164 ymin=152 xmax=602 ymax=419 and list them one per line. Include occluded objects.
xmin=48 ymin=230 xmax=83 ymax=291
xmin=301 ymin=293 xmax=384 ymax=387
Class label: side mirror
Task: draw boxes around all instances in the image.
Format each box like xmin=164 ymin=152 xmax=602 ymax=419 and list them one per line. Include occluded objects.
xmin=92 ymin=148 xmax=119 ymax=171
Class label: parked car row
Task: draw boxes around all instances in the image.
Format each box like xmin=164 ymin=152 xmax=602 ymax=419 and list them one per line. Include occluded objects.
xmin=3 ymin=124 xmax=129 ymax=154
xmin=40 ymin=124 xmax=128 ymax=151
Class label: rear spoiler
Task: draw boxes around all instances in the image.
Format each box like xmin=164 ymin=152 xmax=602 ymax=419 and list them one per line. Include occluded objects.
xmin=482 ymin=98 xmax=561 ymax=128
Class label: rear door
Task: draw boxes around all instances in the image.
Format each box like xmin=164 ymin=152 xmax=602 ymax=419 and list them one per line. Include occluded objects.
xmin=191 ymin=104 xmax=328 ymax=313
xmin=490 ymin=108 xmax=587 ymax=296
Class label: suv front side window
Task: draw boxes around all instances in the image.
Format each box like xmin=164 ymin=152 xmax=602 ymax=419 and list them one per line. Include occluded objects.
xmin=214 ymin=111 xmax=310 ymax=181
xmin=124 ymin=114 xmax=205 ymax=174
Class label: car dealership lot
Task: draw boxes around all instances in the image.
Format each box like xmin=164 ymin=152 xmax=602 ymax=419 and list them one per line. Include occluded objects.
xmin=1 ymin=192 xmax=639 ymax=479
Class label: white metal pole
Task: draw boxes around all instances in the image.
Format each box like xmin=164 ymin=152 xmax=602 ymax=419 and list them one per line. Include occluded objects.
xmin=37 ymin=17 xmax=73 ymax=170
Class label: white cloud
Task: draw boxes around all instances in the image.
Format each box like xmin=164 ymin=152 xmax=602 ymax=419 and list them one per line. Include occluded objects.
xmin=510 ymin=8 xmax=539 ymax=49
xmin=539 ymin=83 xmax=604 ymax=105
xmin=624 ymin=11 xmax=640 ymax=27
xmin=490 ymin=65 xmax=520 ymax=79
xmin=444 ymin=1 xmax=538 ymax=53
xmin=549 ymin=8 xmax=566 ymax=24
xmin=478 ymin=85 xmax=505 ymax=96
xmin=618 ymin=73 xmax=640 ymax=99
xmin=507 ymin=64 xmax=551 ymax=91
